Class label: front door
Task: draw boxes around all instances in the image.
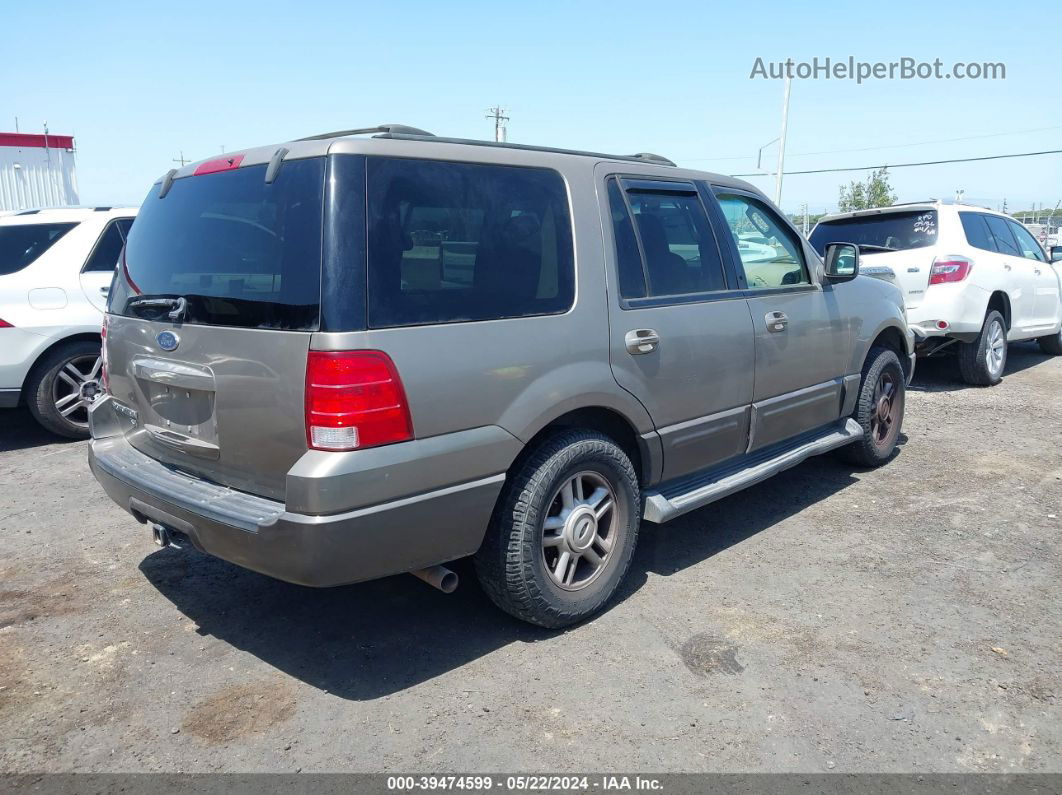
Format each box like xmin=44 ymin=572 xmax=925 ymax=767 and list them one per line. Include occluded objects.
xmin=598 ymin=171 xmax=755 ymax=482
xmin=712 ymin=189 xmax=851 ymax=451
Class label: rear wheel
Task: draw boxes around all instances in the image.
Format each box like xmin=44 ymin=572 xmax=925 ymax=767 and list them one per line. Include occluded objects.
xmin=474 ymin=430 xmax=641 ymax=628
xmin=958 ymin=310 xmax=1007 ymax=386
xmin=1038 ymin=328 xmax=1062 ymax=355
xmin=838 ymin=346 xmax=905 ymax=467
xmin=25 ymin=340 xmax=102 ymax=439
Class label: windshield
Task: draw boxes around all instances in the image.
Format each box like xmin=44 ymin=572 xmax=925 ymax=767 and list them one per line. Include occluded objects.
xmin=110 ymin=159 xmax=325 ymax=330
xmin=0 ymin=222 xmax=78 ymax=275
xmin=809 ymin=210 xmax=937 ymax=255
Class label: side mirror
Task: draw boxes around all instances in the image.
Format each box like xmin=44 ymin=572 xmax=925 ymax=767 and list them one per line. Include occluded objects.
xmin=824 ymin=242 xmax=859 ymax=282
xmin=1050 ymin=245 xmax=1062 ymax=263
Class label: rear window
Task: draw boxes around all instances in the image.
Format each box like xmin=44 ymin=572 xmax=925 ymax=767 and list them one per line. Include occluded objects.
xmin=809 ymin=210 xmax=937 ymax=255
xmin=365 ymin=157 xmax=574 ymax=327
xmin=111 ymin=159 xmax=324 ymax=330
xmin=0 ymin=222 xmax=77 ymax=275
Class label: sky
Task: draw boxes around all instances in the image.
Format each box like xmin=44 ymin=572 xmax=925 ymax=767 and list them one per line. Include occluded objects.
xmin=6 ymin=0 xmax=1061 ymax=215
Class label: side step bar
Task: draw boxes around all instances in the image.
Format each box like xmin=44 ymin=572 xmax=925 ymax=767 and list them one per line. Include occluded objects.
xmin=642 ymin=419 xmax=863 ymax=523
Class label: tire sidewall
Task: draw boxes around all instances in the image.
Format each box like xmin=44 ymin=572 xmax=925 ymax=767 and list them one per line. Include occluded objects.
xmin=852 ymin=347 xmax=905 ymax=465
xmin=523 ymin=448 xmax=639 ymax=615
xmin=27 ymin=340 xmax=100 ymax=439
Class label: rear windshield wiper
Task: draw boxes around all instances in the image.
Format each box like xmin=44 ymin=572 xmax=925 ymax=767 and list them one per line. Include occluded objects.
xmin=127 ymin=295 xmax=188 ymax=322
xmin=856 ymin=244 xmax=898 ymax=253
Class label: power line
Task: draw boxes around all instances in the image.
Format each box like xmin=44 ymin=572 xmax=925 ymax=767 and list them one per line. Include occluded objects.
xmin=684 ymin=124 xmax=1062 ymax=163
xmin=729 ymin=148 xmax=1062 ymax=178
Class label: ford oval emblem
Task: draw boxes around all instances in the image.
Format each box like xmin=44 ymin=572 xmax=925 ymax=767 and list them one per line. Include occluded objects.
xmin=156 ymin=330 xmax=180 ymax=352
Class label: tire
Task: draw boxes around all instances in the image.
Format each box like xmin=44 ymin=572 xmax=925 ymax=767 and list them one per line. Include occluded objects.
xmin=25 ymin=340 xmax=103 ymax=440
xmin=958 ymin=310 xmax=1007 ymax=386
xmin=474 ymin=430 xmax=641 ymax=628
xmin=838 ymin=346 xmax=905 ymax=468
xmin=1038 ymin=328 xmax=1062 ymax=355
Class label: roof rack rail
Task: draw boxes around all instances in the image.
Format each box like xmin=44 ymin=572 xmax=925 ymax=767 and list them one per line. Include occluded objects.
xmin=629 ymin=152 xmax=677 ymax=167
xmin=297 ymin=124 xmax=434 ymax=142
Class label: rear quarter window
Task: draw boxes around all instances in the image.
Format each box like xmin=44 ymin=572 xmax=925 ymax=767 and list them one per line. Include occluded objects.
xmin=0 ymin=222 xmax=78 ymax=275
xmin=365 ymin=157 xmax=575 ymax=328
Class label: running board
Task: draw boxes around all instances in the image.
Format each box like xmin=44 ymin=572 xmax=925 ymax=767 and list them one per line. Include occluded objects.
xmin=642 ymin=419 xmax=862 ymax=523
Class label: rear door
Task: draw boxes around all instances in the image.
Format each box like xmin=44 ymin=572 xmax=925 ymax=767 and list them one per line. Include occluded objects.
xmin=105 ymin=157 xmax=325 ymax=501
xmin=983 ymin=214 xmax=1037 ymax=331
xmin=80 ymin=217 xmax=133 ymax=311
xmin=1007 ymin=219 xmax=1060 ymax=331
xmin=599 ymin=173 xmax=755 ymax=481
xmin=713 ymin=188 xmax=851 ymax=451
xmin=809 ymin=209 xmax=939 ymax=309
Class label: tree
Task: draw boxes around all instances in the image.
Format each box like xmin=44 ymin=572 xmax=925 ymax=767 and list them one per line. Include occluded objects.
xmin=838 ymin=167 xmax=897 ymax=212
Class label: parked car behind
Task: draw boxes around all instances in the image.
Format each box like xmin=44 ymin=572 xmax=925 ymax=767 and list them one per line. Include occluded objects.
xmin=88 ymin=126 xmax=913 ymax=627
xmin=810 ymin=202 xmax=1062 ymax=385
xmin=1 ymin=207 xmax=137 ymax=437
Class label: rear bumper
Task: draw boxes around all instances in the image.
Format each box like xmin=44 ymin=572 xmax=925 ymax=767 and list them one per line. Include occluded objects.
xmin=88 ymin=401 xmax=504 ymax=587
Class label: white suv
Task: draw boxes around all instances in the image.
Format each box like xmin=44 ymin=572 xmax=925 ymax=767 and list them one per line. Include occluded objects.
xmin=810 ymin=202 xmax=1062 ymax=385
xmin=1 ymin=207 xmax=137 ymax=437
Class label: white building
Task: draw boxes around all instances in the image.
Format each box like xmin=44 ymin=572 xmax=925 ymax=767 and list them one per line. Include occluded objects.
xmin=0 ymin=132 xmax=79 ymax=212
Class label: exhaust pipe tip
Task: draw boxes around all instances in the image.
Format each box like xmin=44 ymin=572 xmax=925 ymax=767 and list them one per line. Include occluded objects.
xmin=411 ymin=565 xmax=458 ymax=594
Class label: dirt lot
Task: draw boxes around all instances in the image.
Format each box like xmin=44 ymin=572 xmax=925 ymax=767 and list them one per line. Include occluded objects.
xmin=1 ymin=343 xmax=1060 ymax=773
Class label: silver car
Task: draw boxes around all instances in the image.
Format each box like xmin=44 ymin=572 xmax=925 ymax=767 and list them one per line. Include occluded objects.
xmin=88 ymin=125 xmax=914 ymax=627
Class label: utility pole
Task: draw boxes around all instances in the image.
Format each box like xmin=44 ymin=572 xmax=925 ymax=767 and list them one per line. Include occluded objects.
xmin=774 ymin=76 xmax=791 ymax=206
xmin=173 ymin=151 xmax=190 ymax=167
xmin=485 ymin=106 xmax=509 ymax=142
xmin=955 ymin=189 xmax=964 ymax=203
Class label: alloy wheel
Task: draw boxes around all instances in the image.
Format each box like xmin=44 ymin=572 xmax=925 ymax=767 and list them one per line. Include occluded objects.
xmin=541 ymin=471 xmax=620 ymax=591
xmin=52 ymin=353 xmax=102 ymax=430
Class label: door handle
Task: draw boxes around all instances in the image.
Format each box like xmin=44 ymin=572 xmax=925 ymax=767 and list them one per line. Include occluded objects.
xmin=765 ymin=311 xmax=788 ymax=333
xmin=99 ymin=286 xmax=109 ymax=295
xmin=625 ymin=328 xmax=660 ymax=354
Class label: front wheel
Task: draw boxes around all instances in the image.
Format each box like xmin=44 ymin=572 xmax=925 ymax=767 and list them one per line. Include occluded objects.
xmin=474 ymin=430 xmax=641 ymax=628
xmin=838 ymin=346 xmax=905 ymax=467
xmin=958 ymin=310 xmax=1007 ymax=386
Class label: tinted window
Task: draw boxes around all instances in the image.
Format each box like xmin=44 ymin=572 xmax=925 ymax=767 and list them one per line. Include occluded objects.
xmin=622 ymin=190 xmax=727 ymax=297
xmin=1008 ymin=220 xmax=1047 ymax=261
xmin=809 ymin=210 xmax=938 ymax=255
xmin=984 ymin=215 xmax=1020 ymax=257
xmin=0 ymin=222 xmax=77 ymax=275
xmin=112 ymin=160 xmax=324 ymax=330
xmin=83 ymin=221 xmax=126 ymax=272
xmin=717 ymin=193 xmax=809 ymax=288
xmin=959 ymin=212 xmax=995 ymax=252
xmin=606 ymin=179 xmax=646 ymax=298
xmin=366 ymin=158 xmax=574 ymax=327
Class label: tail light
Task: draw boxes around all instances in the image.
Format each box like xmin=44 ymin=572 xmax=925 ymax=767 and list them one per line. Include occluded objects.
xmin=0 ymin=318 xmax=12 ymax=328
xmin=929 ymin=256 xmax=973 ymax=285
xmin=305 ymin=350 xmax=413 ymax=451
xmin=100 ymin=316 xmax=109 ymax=391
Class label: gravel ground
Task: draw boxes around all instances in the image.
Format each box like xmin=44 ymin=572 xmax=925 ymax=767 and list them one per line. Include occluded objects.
xmin=1 ymin=343 xmax=1060 ymax=774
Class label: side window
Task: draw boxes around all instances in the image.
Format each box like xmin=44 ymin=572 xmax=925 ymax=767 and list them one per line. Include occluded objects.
xmin=0 ymin=222 xmax=78 ymax=276
xmin=715 ymin=193 xmax=810 ymax=288
xmin=616 ymin=187 xmax=727 ymax=298
xmin=1007 ymin=220 xmax=1047 ymax=262
xmin=83 ymin=221 xmax=126 ymax=272
xmin=959 ymin=212 xmax=995 ymax=253
xmin=116 ymin=217 xmax=134 ymax=240
xmin=366 ymin=158 xmax=574 ymax=328
xmin=606 ymin=179 xmax=647 ymax=298
xmin=984 ymin=215 xmax=1020 ymax=257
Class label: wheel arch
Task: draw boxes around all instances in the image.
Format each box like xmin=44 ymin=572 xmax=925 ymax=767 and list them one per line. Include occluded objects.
xmin=868 ymin=324 xmax=912 ymax=380
xmin=22 ymin=332 xmax=102 ymax=398
xmin=512 ymin=406 xmax=654 ymax=487
xmin=986 ymin=290 xmax=1011 ymax=330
